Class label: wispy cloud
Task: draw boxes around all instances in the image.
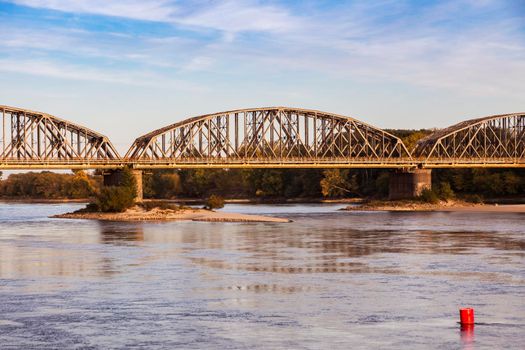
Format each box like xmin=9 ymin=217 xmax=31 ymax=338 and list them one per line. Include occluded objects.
xmin=0 ymin=57 xmax=206 ymax=92
xmin=10 ymin=0 xmax=177 ymax=21
xmin=196 ymin=1 xmax=525 ymax=97
xmin=2 ymin=0 xmax=524 ymax=98
xmin=9 ymin=0 xmax=300 ymax=34
xmin=177 ymin=0 xmax=300 ymax=34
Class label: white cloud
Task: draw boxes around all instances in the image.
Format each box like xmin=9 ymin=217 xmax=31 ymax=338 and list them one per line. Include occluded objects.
xmin=0 ymin=58 xmax=120 ymax=82
xmin=176 ymin=0 xmax=300 ymax=34
xmin=206 ymin=1 xmax=525 ymax=98
xmin=9 ymin=0 xmax=300 ymax=34
xmin=0 ymin=58 xmax=206 ymax=92
xmin=10 ymin=0 xmax=177 ymax=21
xmin=0 ymin=25 xmax=200 ymax=70
xmin=0 ymin=26 xmax=78 ymax=51
xmin=2 ymin=0 xmax=524 ymax=98
xmin=183 ymin=56 xmax=214 ymax=71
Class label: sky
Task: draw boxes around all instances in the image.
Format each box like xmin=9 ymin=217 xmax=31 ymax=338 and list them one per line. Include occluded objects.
xmin=1 ymin=0 xmax=524 ymax=154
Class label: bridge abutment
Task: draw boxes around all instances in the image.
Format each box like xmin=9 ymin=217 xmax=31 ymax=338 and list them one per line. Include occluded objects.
xmin=389 ymin=169 xmax=431 ymax=200
xmin=103 ymin=169 xmax=143 ymax=202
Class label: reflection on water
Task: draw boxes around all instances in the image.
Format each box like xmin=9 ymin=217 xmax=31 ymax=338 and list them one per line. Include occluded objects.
xmin=0 ymin=203 xmax=523 ymax=349
xmin=98 ymin=221 xmax=145 ymax=244
xmin=460 ymin=324 xmax=475 ymax=350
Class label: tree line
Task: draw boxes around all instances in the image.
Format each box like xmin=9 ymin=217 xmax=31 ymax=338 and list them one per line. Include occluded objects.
xmin=142 ymin=168 xmax=524 ymax=200
xmin=0 ymin=170 xmax=99 ymax=199
xmin=0 ymin=167 xmax=523 ymax=201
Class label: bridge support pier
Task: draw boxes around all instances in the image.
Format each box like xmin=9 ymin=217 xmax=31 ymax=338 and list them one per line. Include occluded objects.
xmin=389 ymin=169 xmax=431 ymax=200
xmin=103 ymin=169 xmax=143 ymax=202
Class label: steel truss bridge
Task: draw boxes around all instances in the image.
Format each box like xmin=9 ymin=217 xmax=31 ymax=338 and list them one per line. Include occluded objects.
xmin=0 ymin=105 xmax=523 ymax=170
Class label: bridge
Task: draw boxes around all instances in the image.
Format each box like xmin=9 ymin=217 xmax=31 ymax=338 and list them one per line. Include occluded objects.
xmin=1 ymin=105 xmax=523 ymax=169
xmin=126 ymin=107 xmax=413 ymax=168
xmin=0 ymin=105 xmax=121 ymax=170
xmin=1 ymin=105 xmax=523 ymax=199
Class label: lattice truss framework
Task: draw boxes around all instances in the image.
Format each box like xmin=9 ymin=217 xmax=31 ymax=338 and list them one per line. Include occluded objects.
xmin=414 ymin=113 xmax=525 ymax=160
xmin=126 ymin=108 xmax=411 ymax=162
xmin=0 ymin=106 xmax=119 ymax=160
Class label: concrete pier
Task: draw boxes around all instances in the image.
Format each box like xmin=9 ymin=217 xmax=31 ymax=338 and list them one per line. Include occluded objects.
xmin=389 ymin=169 xmax=431 ymax=200
xmin=103 ymin=169 xmax=143 ymax=202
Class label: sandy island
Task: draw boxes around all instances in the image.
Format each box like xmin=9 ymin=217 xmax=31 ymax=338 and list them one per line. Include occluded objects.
xmin=52 ymin=206 xmax=291 ymax=223
xmin=343 ymin=200 xmax=525 ymax=213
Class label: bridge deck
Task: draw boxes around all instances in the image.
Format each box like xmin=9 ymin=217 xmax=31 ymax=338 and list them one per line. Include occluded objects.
xmin=0 ymin=158 xmax=523 ymax=170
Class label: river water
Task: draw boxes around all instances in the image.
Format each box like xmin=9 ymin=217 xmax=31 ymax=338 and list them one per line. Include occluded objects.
xmin=0 ymin=202 xmax=523 ymax=349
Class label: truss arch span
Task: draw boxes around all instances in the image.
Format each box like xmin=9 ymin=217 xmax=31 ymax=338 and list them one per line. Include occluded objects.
xmin=0 ymin=105 xmax=120 ymax=163
xmin=414 ymin=113 xmax=525 ymax=165
xmin=125 ymin=107 xmax=411 ymax=167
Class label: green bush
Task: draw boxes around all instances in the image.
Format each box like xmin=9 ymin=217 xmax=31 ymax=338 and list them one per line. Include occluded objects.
xmin=95 ymin=186 xmax=136 ymax=212
xmin=437 ymin=182 xmax=455 ymax=200
xmin=419 ymin=188 xmax=439 ymax=204
xmin=93 ymin=167 xmax=137 ymax=212
xmin=205 ymin=194 xmax=225 ymax=210
xmin=464 ymin=194 xmax=484 ymax=204
xmin=84 ymin=202 xmax=100 ymax=212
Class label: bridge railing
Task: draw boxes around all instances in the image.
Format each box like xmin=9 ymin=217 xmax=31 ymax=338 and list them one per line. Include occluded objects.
xmin=418 ymin=157 xmax=524 ymax=167
xmin=126 ymin=156 xmax=418 ymax=168
xmin=0 ymin=157 xmax=126 ymax=169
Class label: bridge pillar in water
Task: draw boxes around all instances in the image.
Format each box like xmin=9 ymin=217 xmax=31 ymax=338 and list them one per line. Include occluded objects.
xmin=389 ymin=169 xmax=432 ymax=200
xmin=103 ymin=169 xmax=143 ymax=202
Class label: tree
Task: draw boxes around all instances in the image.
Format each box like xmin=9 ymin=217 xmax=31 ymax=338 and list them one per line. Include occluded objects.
xmin=67 ymin=170 xmax=96 ymax=198
xmin=386 ymin=129 xmax=433 ymax=152
xmin=502 ymin=172 xmax=520 ymax=195
xmin=437 ymin=182 xmax=454 ymax=200
xmin=419 ymin=188 xmax=439 ymax=203
xmin=95 ymin=186 xmax=136 ymax=212
xmin=0 ymin=171 xmax=98 ymax=199
xmin=94 ymin=167 xmax=137 ymax=212
xmin=181 ymin=169 xmax=211 ymax=197
xmin=260 ymin=170 xmax=284 ymax=197
xmin=149 ymin=171 xmax=182 ymax=198
xmin=205 ymin=194 xmax=225 ymax=209
xmin=242 ymin=169 xmax=284 ymax=197
xmin=320 ymin=169 xmax=358 ymax=197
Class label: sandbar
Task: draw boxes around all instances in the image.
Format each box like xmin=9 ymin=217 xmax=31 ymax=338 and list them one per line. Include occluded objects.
xmin=344 ymin=201 xmax=525 ymax=213
xmin=52 ymin=206 xmax=291 ymax=223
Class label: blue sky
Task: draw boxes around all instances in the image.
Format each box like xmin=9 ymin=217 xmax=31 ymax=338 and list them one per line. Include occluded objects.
xmin=1 ymin=0 xmax=524 ymax=152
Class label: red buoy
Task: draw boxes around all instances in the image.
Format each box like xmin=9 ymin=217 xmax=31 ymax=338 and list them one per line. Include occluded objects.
xmin=460 ymin=308 xmax=475 ymax=325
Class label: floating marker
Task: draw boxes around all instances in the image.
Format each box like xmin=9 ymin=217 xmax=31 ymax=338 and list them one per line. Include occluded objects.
xmin=460 ymin=308 xmax=475 ymax=325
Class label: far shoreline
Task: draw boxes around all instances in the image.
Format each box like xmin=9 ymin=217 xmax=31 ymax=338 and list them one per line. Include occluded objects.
xmin=1 ymin=197 xmax=363 ymax=205
xmin=0 ymin=198 xmax=90 ymax=204
xmin=343 ymin=200 xmax=525 ymax=213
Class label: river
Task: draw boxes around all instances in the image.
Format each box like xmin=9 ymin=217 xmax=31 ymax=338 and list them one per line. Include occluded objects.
xmin=0 ymin=202 xmax=523 ymax=349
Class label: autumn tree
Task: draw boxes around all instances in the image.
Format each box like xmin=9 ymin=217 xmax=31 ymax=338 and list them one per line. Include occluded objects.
xmin=320 ymin=169 xmax=358 ymax=198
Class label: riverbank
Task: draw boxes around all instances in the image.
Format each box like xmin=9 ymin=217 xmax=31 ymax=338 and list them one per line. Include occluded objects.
xmin=143 ymin=197 xmax=364 ymax=205
xmin=0 ymin=198 xmax=90 ymax=203
xmin=343 ymin=200 xmax=525 ymax=213
xmin=1 ymin=197 xmax=362 ymax=205
xmin=52 ymin=205 xmax=291 ymax=223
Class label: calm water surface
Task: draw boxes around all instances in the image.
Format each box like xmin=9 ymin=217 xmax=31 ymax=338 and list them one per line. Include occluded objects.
xmin=0 ymin=202 xmax=523 ymax=349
